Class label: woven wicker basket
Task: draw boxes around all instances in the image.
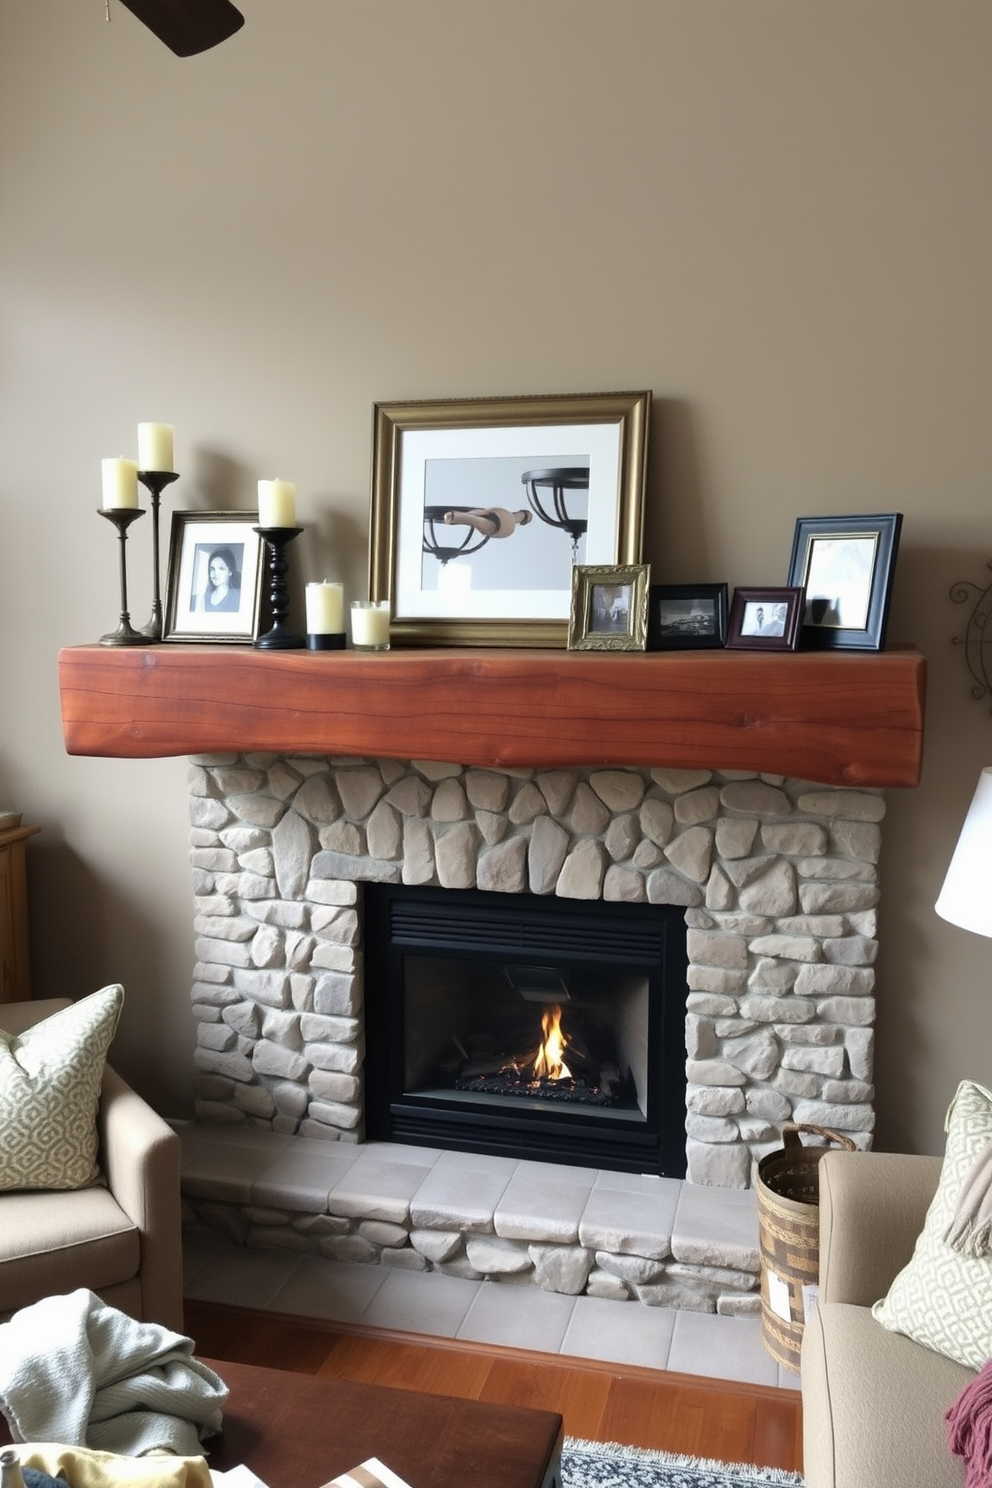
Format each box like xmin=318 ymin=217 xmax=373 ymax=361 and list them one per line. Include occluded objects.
xmin=756 ymin=1122 xmax=856 ymax=1372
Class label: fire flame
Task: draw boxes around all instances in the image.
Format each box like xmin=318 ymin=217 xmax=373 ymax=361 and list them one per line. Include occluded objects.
xmin=532 ymin=1005 xmax=572 ymax=1081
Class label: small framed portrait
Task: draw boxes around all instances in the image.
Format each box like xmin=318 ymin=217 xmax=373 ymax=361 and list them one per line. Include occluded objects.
xmin=568 ymin=563 xmax=650 ymax=651
xmin=163 ymin=512 xmax=265 ymax=643
xmin=787 ymin=513 xmax=903 ymax=651
xmin=726 ymin=587 xmax=803 ymax=651
xmin=647 ymin=583 xmax=728 ymax=650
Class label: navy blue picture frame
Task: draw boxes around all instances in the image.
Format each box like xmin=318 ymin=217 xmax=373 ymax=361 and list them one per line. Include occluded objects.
xmin=787 ymin=512 xmax=902 ymax=651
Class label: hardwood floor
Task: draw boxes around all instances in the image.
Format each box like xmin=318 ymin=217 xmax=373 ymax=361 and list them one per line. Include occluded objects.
xmin=184 ymin=1300 xmax=804 ymax=1474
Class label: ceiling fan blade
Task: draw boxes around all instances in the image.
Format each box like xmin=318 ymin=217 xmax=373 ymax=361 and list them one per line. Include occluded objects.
xmin=116 ymin=0 xmax=244 ymax=57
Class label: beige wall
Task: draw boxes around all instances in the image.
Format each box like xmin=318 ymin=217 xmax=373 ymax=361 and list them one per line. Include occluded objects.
xmin=2 ymin=0 xmax=991 ymax=1151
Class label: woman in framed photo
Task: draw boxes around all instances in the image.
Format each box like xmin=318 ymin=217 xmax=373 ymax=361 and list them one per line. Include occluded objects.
xmin=197 ymin=546 xmax=243 ymax=613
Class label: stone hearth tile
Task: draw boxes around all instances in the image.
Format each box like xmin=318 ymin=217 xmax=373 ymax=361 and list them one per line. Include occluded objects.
xmin=354 ymin=1265 xmax=481 ymax=1335
xmin=666 ymin=1309 xmax=779 ymax=1387
xmin=457 ymin=1278 xmax=576 ymax=1350
xmin=494 ymin=1161 xmax=595 ymax=1243
xmin=562 ymin=1293 xmax=677 ymax=1369
xmin=409 ymin=1151 xmax=517 ymax=1232
xmin=182 ymin=1133 xmax=296 ymax=1204
xmin=360 ymin=1140 xmax=444 ymax=1166
xmin=267 ymin=1255 xmax=391 ymax=1323
xmin=182 ymin=1242 xmax=305 ymax=1308
xmin=328 ymin=1149 xmax=439 ymax=1223
xmin=672 ymin=1182 xmax=760 ymax=1270
xmin=578 ymin=1174 xmax=682 ymax=1258
xmin=252 ymin=1142 xmax=359 ymax=1212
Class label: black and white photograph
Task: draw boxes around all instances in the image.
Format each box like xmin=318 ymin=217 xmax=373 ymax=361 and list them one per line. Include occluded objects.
xmin=726 ymin=587 xmax=803 ymax=652
xmin=164 ymin=512 xmax=265 ymax=643
xmin=647 ymin=584 xmax=728 ymax=650
xmin=568 ymin=563 xmax=650 ymax=651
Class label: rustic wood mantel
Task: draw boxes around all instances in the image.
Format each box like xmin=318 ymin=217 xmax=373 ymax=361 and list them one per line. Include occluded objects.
xmin=57 ymin=643 xmax=926 ymax=788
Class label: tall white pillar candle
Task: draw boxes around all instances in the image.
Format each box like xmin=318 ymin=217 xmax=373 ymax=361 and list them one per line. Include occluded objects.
xmin=137 ymin=422 xmax=174 ymax=472
xmin=257 ymin=479 xmax=296 ymax=528
xmin=306 ymin=581 xmax=344 ymax=634
xmin=101 ymin=458 xmax=139 ymax=509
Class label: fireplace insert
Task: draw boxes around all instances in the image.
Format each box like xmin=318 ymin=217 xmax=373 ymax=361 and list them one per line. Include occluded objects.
xmin=363 ymin=883 xmax=688 ymax=1175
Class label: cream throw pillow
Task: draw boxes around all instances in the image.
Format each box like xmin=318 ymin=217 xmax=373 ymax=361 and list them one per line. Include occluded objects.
xmin=872 ymin=1078 xmax=992 ymax=1368
xmin=0 ymin=984 xmax=123 ymax=1191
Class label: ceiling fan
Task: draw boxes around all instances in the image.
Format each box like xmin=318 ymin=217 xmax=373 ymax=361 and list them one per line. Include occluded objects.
xmin=113 ymin=0 xmax=245 ymax=57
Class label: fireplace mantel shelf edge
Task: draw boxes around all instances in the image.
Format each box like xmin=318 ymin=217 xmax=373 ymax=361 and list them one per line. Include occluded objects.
xmin=57 ymin=643 xmax=926 ymax=788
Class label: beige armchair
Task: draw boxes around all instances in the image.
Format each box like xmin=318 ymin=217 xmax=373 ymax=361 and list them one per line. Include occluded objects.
xmin=0 ymin=999 xmax=184 ymax=1331
xmin=801 ymin=1150 xmax=971 ymax=1488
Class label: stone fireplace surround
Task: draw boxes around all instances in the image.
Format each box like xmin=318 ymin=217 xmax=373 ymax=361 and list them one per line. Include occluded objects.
xmin=182 ymin=750 xmax=881 ymax=1315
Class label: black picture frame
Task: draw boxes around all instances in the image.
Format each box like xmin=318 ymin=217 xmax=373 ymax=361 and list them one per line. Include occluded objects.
xmin=726 ymin=587 xmax=803 ymax=651
xmin=787 ymin=513 xmax=903 ymax=651
xmin=647 ymin=583 xmax=728 ymax=651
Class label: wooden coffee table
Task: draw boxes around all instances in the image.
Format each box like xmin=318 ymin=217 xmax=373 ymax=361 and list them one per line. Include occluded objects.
xmin=201 ymin=1357 xmax=563 ymax=1488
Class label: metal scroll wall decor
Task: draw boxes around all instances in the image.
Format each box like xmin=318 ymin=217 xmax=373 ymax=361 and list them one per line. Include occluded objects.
xmin=951 ymin=560 xmax=992 ymax=713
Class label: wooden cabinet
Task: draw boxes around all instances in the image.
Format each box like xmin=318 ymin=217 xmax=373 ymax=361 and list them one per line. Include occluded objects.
xmin=0 ymin=824 xmax=38 ymax=1003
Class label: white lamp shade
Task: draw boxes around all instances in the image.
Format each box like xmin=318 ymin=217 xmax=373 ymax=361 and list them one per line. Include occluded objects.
xmin=936 ymin=767 xmax=992 ymax=938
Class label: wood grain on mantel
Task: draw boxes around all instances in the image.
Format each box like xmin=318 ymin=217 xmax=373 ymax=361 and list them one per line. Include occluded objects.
xmin=57 ymin=643 xmax=926 ymax=788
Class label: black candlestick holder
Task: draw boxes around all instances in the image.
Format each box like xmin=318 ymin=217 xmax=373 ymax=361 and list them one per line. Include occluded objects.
xmin=254 ymin=526 xmax=305 ymax=649
xmin=138 ymin=469 xmax=180 ymax=641
xmin=98 ymin=507 xmax=147 ymax=646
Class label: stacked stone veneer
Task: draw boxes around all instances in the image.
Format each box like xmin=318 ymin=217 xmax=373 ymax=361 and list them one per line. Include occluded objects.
xmin=188 ymin=754 xmax=881 ymax=1171
xmin=184 ymin=753 xmax=881 ymax=1310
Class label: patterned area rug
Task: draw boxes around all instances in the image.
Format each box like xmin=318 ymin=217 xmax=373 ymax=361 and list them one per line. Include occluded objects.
xmin=562 ymin=1438 xmax=804 ymax=1488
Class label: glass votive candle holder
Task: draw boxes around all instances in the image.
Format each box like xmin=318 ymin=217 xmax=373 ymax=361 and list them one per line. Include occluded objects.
xmin=350 ymin=599 xmax=391 ymax=651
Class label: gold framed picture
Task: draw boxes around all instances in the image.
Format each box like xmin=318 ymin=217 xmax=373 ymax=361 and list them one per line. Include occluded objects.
xmin=368 ymin=390 xmax=651 ymax=647
xmin=567 ymin=563 xmax=651 ymax=652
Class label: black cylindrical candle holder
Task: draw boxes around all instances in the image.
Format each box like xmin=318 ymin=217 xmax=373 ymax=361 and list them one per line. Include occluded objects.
xmin=306 ymin=632 xmax=347 ymax=650
xmin=254 ymin=525 xmax=305 ymax=649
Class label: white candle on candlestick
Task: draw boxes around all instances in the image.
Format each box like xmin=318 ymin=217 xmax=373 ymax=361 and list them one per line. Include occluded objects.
xmin=101 ymin=457 xmax=139 ymax=509
xmin=137 ymin=422 xmax=174 ymax=472
xmin=257 ymin=479 xmax=296 ymax=528
xmin=306 ymin=581 xmax=344 ymax=634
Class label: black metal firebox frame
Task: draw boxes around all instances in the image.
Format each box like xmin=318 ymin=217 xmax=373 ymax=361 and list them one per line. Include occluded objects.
xmin=363 ymin=883 xmax=689 ymax=1177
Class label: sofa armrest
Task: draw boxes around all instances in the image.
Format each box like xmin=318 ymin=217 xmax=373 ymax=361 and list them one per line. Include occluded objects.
xmin=818 ymin=1149 xmax=943 ymax=1306
xmin=98 ymin=1065 xmax=184 ymax=1333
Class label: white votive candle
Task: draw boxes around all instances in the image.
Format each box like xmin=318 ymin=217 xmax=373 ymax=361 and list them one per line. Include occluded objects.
xmin=101 ymin=457 xmax=139 ymax=509
xmin=257 ymin=478 xmax=296 ymax=528
xmin=351 ymin=600 xmax=391 ymax=650
xmin=306 ymin=581 xmax=344 ymax=634
xmin=137 ymin=422 xmax=174 ymax=472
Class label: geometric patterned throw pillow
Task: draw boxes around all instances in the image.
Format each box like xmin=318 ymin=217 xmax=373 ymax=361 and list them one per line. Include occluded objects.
xmin=872 ymin=1079 xmax=992 ymax=1369
xmin=0 ymin=984 xmax=123 ymax=1191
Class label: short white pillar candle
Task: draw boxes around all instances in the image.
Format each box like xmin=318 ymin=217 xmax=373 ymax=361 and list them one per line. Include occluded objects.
xmin=350 ymin=600 xmax=391 ymax=650
xmin=257 ymin=479 xmax=296 ymax=528
xmin=101 ymin=457 xmax=139 ymax=509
